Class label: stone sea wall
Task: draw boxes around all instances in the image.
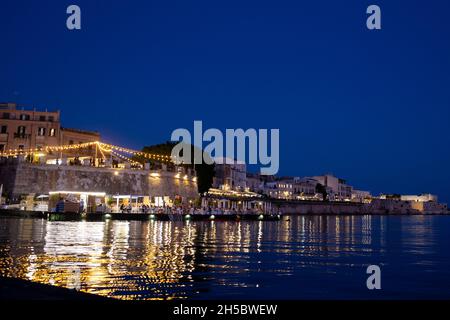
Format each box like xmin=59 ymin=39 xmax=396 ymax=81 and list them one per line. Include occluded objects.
xmin=276 ymin=198 xmax=448 ymax=215
xmin=0 ymin=159 xmax=198 ymax=200
xmin=276 ymin=201 xmax=365 ymax=215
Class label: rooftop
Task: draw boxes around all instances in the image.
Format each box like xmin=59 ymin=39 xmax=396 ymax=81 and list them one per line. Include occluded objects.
xmin=0 ymin=102 xmax=59 ymax=113
xmin=61 ymin=127 xmax=100 ymax=136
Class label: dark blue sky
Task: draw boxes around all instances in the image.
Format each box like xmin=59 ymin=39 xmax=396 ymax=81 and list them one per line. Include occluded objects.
xmin=1 ymin=0 xmax=450 ymax=201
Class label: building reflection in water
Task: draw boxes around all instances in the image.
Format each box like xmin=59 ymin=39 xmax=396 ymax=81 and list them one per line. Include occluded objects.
xmin=0 ymin=214 xmax=433 ymax=300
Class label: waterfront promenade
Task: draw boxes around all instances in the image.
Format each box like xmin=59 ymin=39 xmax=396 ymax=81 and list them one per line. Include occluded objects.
xmin=0 ymin=208 xmax=282 ymax=222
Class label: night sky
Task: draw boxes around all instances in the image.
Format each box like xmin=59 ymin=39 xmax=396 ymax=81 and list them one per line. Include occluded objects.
xmin=1 ymin=0 xmax=449 ymax=201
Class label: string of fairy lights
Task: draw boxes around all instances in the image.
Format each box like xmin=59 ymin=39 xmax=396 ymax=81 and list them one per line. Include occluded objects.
xmin=0 ymin=141 xmax=174 ymax=164
xmin=99 ymin=142 xmax=172 ymax=162
xmin=110 ymin=150 xmax=142 ymax=166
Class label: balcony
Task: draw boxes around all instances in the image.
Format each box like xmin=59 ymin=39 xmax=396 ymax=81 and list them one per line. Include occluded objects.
xmin=14 ymin=133 xmax=31 ymax=139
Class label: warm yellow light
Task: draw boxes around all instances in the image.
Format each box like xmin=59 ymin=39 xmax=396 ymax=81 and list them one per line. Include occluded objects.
xmin=150 ymin=172 xmax=160 ymax=178
xmin=114 ymin=171 xmax=119 ymax=176
xmin=49 ymin=191 xmax=106 ymax=197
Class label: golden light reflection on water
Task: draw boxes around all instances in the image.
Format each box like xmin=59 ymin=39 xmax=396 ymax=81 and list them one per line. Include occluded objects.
xmin=0 ymin=215 xmax=434 ymax=299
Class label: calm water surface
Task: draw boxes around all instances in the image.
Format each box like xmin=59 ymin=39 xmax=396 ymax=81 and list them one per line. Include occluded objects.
xmin=1 ymin=215 xmax=449 ymax=299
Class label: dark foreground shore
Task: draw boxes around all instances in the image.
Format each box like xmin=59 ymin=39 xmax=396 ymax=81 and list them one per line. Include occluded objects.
xmin=0 ymin=277 xmax=109 ymax=300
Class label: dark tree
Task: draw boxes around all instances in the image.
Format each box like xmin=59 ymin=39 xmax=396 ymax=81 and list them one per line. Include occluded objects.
xmin=141 ymin=141 xmax=176 ymax=156
xmin=189 ymin=144 xmax=215 ymax=196
xmin=195 ymin=162 xmax=215 ymax=196
xmin=138 ymin=141 xmax=215 ymax=196
xmin=315 ymin=183 xmax=328 ymax=202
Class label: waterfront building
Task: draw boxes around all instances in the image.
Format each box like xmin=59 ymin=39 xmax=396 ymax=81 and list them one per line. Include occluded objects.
xmin=367 ymin=198 xmax=447 ymax=214
xmin=292 ymin=177 xmax=319 ymax=200
xmin=268 ymin=177 xmax=295 ymax=199
xmin=379 ymin=194 xmax=438 ymax=202
xmin=204 ymin=187 xmax=272 ymax=213
xmin=245 ymin=172 xmax=265 ymax=193
xmin=399 ymin=194 xmax=438 ymax=202
xmin=262 ymin=176 xmax=319 ymax=201
xmin=213 ymin=157 xmax=247 ymax=191
xmin=376 ymin=193 xmax=442 ymax=209
xmin=257 ymin=174 xmax=369 ymax=203
xmin=312 ymin=174 xmax=353 ymax=201
xmin=0 ymin=103 xmax=99 ymax=153
xmin=60 ymin=127 xmax=100 ymax=146
xmin=351 ymin=189 xmax=372 ymax=203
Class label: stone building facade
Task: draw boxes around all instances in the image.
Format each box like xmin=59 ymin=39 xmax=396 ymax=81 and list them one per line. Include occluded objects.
xmin=0 ymin=103 xmax=99 ymax=153
xmin=213 ymin=158 xmax=247 ymax=191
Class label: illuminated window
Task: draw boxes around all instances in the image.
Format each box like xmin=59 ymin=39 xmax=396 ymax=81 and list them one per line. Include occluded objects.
xmin=17 ymin=126 xmax=26 ymax=134
xmin=37 ymin=127 xmax=46 ymax=136
xmin=49 ymin=128 xmax=56 ymax=137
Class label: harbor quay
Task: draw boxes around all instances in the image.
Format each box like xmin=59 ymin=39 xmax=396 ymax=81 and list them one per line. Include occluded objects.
xmin=0 ymin=156 xmax=447 ymax=217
